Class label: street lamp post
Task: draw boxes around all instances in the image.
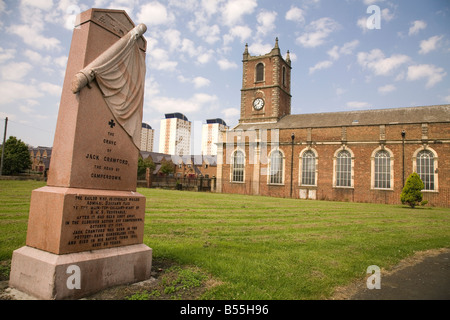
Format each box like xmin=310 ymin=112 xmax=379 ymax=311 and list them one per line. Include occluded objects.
xmin=401 ymin=130 xmax=406 ymax=188
xmin=290 ymin=133 xmax=295 ymax=198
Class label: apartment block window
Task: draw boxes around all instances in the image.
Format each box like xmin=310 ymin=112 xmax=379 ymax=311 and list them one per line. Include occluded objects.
xmin=232 ymin=150 xmax=245 ymax=182
xmin=336 ymin=150 xmax=352 ymax=187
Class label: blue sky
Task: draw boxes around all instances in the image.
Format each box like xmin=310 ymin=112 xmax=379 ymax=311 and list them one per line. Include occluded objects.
xmin=0 ymin=0 xmax=449 ymax=154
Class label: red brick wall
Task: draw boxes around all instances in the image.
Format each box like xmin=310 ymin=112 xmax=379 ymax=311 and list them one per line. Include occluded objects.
xmin=220 ymin=122 xmax=450 ymax=207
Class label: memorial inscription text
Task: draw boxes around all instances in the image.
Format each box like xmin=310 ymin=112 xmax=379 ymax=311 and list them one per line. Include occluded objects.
xmin=84 ymin=129 xmax=130 ymax=182
xmin=63 ymin=194 xmax=144 ymax=250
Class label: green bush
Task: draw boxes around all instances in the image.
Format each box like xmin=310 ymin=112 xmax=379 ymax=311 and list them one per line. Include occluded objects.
xmin=400 ymin=173 xmax=424 ymax=208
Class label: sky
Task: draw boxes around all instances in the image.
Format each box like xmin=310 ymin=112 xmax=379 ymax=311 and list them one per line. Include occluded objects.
xmin=0 ymin=0 xmax=449 ymax=154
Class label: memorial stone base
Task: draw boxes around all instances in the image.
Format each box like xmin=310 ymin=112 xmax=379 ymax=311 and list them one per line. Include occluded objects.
xmin=9 ymin=186 xmax=152 ymax=300
xmin=9 ymin=244 xmax=152 ymax=300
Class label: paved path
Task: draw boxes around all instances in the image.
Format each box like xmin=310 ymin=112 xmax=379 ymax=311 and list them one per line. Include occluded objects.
xmin=350 ymin=249 xmax=450 ymax=300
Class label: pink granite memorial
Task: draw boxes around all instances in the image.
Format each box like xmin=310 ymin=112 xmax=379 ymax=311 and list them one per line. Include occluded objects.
xmin=9 ymin=8 xmax=152 ymax=300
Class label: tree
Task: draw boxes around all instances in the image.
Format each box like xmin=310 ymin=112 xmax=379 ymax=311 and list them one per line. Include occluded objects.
xmin=137 ymin=157 xmax=155 ymax=178
xmin=0 ymin=136 xmax=32 ymax=175
xmin=160 ymin=158 xmax=175 ymax=175
xmin=400 ymin=172 xmax=424 ymax=208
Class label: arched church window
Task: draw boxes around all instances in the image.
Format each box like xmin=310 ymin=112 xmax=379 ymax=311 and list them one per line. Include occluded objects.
xmin=416 ymin=150 xmax=435 ymax=191
xmin=232 ymin=150 xmax=245 ymax=182
xmin=374 ymin=150 xmax=391 ymax=189
xmin=256 ymin=63 xmax=264 ymax=82
xmin=269 ymin=150 xmax=284 ymax=184
xmin=301 ymin=150 xmax=316 ymax=186
xmin=336 ymin=150 xmax=352 ymax=187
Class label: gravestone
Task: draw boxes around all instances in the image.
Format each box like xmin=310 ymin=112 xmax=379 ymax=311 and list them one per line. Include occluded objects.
xmin=9 ymin=8 xmax=152 ymax=300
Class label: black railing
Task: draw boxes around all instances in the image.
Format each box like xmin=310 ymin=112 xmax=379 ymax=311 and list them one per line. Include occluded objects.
xmin=143 ymin=175 xmax=214 ymax=192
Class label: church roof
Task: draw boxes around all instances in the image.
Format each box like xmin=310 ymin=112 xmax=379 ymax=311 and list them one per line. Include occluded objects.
xmin=235 ymin=104 xmax=450 ymax=131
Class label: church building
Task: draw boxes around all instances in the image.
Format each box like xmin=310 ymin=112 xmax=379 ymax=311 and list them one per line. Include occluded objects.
xmin=216 ymin=39 xmax=450 ymax=207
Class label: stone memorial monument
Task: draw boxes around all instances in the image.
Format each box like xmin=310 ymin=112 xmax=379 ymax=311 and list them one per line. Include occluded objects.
xmin=9 ymin=8 xmax=152 ymax=299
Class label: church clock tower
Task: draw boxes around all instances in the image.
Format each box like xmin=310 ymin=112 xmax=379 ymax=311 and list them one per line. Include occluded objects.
xmin=239 ymin=38 xmax=292 ymax=124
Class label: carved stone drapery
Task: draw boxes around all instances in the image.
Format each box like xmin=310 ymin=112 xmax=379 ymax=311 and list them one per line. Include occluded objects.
xmin=71 ymin=23 xmax=147 ymax=149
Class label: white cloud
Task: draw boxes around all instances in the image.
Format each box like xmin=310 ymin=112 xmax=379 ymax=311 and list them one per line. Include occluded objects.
xmin=0 ymin=0 xmax=6 ymax=13
xmin=18 ymin=99 xmax=41 ymax=115
xmin=0 ymin=47 xmax=16 ymax=64
xmin=222 ymin=107 xmax=240 ymax=118
xmin=192 ymin=77 xmax=210 ymax=88
xmin=167 ymin=0 xmax=198 ymax=12
xmin=419 ymin=35 xmax=443 ymax=55
xmin=148 ymin=96 xmax=198 ymax=114
xmin=407 ymin=64 xmax=446 ymax=88
xmin=357 ymin=49 xmax=410 ymax=76
xmin=248 ymin=42 xmax=273 ymax=56
xmin=188 ymin=8 xmax=222 ymax=45
xmin=346 ymin=101 xmax=370 ymax=109
xmin=256 ymin=10 xmax=277 ymax=36
xmin=0 ymin=81 xmax=43 ymax=105
xmin=8 ymin=24 xmax=61 ymax=51
xmin=197 ymin=50 xmax=214 ymax=64
xmin=286 ymin=51 xmax=297 ymax=62
xmin=137 ymin=1 xmax=174 ymax=26
xmin=148 ymin=47 xmax=178 ymax=71
xmin=21 ymin=0 xmax=54 ymax=11
xmin=223 ymin=25 xmax=252 ymax=45
xmin=1 ymin=62 xmax=33 ymax=81
xmin=217 ymin=58 xmax=238 ymax=70
xmin=221 ymin=0 xmax=257 ymax=26
xmin=54 ymin=55 xmax=68 ymax=69
xmin=148 ymin=93 xmax=218 ymax=114
xmin=309 ymin=60 xmax=333 ymax=74
xmin=9 ymin=0 xmax=69 ymax=51
xmin=381 ymin=8 xmax=394 ymax=22
xmin=180 ymin=38 xmax=198 ymax=57
xmin=39 ymin=82 xmax=62 ymax=96
xmin=23 ymin=49 xmax=67 ymax=72
xmin=336 ymin=87 xmax=346 ymax=96
xmin=24 ymin=49 xmax=51 ymax=65
xmin=145 ymin=76 xmax=160 ymax=97
xmin=192 ymin=93 xmax=218 ymax=105
xmin=178 ymin=75 xmax=211 ymax=89
xmin=444 ymin=95 xmax=450 ymax=104
xmin=161 ymin=30 xmax=210 ymax=64
xmin=200 ymin=0 xmax=221 ymax=16
xmin=19 ymin=105 xmax=34 ymax=114
xmin=409 ymin=20 xmax=427 ymax=36
xmin=285 ymin=6 xmax=305 ymax=25
xmin=163 ymin=29 xmax=181 ymax=52
xmin=297 ymin=17 xmax=339 ymax=48
xmin=363 ymin=0 xmax=385 ymax=4
xmin=197 ymin=24 xmax=221 ymax=44
xmin=327 ymin=40 xmax=359 ymax=60
xmin=378 ymin=84 xmax=396 ymax=94
xmin=340 ymin=40 xmax=360 ymax=56
xmin=356 ymin=17 xmax=367 ymax=32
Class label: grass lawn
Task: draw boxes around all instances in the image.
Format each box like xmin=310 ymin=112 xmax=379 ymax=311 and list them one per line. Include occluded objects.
xmin=0 ymin=180 xmax=449 ymax=299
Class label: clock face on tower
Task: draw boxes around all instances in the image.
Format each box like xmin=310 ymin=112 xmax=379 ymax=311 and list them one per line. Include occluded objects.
xmin=253 ymin=98 xmax=264 ymax=111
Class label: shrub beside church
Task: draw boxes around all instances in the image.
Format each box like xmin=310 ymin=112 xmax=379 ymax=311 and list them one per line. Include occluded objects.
xmin=401 ymin=173 xmax=425 ymax=208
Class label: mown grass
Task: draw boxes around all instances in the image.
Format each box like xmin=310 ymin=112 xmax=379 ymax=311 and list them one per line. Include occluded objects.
xmin=0 ymin=180 xmax=449 ymax=299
